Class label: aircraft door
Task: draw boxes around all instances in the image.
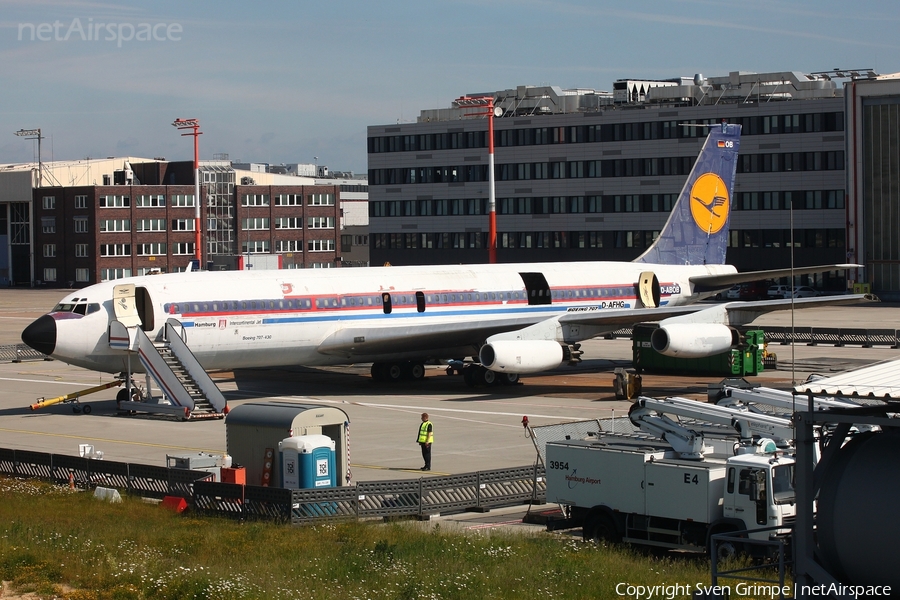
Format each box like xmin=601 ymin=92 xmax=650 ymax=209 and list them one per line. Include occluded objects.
xmin=113 ymin=284 xmax=142 ymax=327
xmin=112 ymin=284 xmax=155 ymax=331
xmin=636 ymin=271 xmax=661 ymax=309
xmin=519 ymin=272 xmax=552 ymax=306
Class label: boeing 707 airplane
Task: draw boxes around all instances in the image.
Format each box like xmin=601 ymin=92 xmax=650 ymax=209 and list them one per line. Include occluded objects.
xmin=21 ymin=123 xmax=863 ymax=392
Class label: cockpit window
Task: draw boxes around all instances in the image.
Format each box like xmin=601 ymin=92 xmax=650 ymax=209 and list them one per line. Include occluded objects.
xmin=53 ymin=301 xmax=100 ymax=315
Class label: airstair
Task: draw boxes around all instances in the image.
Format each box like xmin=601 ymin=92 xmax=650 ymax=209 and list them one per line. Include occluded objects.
xmin=109 ymin=284 xmax=227 ymax=420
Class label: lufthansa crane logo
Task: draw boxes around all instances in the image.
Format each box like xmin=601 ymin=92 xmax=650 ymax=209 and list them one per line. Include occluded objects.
xmin=689 ymin=172 xmax=729 ymax=235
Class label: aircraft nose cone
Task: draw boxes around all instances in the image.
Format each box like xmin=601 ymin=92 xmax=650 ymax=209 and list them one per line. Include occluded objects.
xmin=21 ymin=314 xmax=56 ymax=356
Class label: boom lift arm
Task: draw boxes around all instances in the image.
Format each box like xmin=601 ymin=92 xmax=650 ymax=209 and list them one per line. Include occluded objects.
xmin=629 ymin=396 xmax=796 ymax=459
xmin=716 ymin=385 xmax=863 ymax=415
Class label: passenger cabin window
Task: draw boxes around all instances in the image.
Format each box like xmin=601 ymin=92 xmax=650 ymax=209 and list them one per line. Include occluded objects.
xmin=727 ymin=467 xmax=735 ymax=494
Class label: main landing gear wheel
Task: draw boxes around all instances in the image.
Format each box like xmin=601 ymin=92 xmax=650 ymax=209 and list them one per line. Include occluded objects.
xmin=499 ymin=373 xmax=519 ymax=385
xmin=463 ymin=365 xmax=508 ymax=387
xmin=402 ymin=362 xmax=426 ymax=381
xmin=371 ymin=361 xmax=425 ymax=382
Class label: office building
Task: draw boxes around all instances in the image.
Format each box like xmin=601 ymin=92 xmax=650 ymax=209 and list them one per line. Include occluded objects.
xmin=366 ymin=70 xmax=885 ymax=293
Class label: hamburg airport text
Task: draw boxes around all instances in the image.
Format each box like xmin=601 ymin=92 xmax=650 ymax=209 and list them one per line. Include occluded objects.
xmin=18 ymin=19 xmax=182 ymax=47
xmin=615 ymin=582 xmax=891 ymax=599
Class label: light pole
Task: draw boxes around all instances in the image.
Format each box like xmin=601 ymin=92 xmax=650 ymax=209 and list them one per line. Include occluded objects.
xmin=14 ymin=128 xmax=43 ymax=187
xmin=453 ymin=96 xmax=498 ymax=263
xmin=172 ymin=118 xmax=203 ymax=265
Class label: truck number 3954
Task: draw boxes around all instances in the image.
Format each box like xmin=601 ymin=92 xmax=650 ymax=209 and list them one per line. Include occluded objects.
xmin=684 ymin=473 xmax=699 ymax=484
xmin=549 ymin=461 xmax=569 ymax=470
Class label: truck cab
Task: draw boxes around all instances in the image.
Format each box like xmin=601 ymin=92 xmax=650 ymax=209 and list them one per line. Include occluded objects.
xmin=721 ymin=452 xmax=795 ymax=536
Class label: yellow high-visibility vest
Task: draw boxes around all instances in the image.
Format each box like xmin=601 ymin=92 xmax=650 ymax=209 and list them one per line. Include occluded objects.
xmin=418 ymin=420 xmax=433 ymax=444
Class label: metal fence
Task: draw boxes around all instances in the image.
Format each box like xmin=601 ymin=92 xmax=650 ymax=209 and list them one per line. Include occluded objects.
xmin=0 ymin=447 xmax=213 ymax=499
xmin=0 ymin=344 xmax=49 ymax=363
xmin=0 ymin=446 xmax=546 ymax=524
xmin=194 ymin=465 xmax=546 ymax=524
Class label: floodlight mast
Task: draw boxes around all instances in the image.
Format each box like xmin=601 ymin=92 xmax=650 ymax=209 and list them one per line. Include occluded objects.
xmin=14 ymin=128 xmax=43 ymax=187
xmin=172 ymin=118 xmax=203 ymax=265
xmin=454 ymin=96 xmax=498 ymax=263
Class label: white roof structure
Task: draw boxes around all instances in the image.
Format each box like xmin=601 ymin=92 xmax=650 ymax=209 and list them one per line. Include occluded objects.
xmin=794 ymin=357 xmax=900 ymax=401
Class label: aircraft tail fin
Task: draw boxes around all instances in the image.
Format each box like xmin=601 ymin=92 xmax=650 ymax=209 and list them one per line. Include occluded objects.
xmin=634 ymin=123 xmax=741 ymax=266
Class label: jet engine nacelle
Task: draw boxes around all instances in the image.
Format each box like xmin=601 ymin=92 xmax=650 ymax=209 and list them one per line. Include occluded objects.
xmin=479 ymin=340 xmax=564 ymax=374
xmin=650 ymin=323 xmax=739 ymax=358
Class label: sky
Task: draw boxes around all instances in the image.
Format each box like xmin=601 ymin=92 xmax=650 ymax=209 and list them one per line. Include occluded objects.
xmin=1 ymin=0 xmax=897 ymax=174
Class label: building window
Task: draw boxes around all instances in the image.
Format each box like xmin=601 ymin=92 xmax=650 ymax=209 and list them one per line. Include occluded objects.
xmin=99 ymin=195 xmax=130 ymax=208
xmin=171 ymin=194 xmax=195 ymax=207
xmin=100 ymin=244 xmax=131 ymax=257
xmin=136 ymin=194 xmax=166 ymax=207
xmin=241 ymin=240 xmax=270 ymax=254
xmin=242 ymin=194 xmax=270 ymax=206
xmin=74 ymin=217 xmax=88 ymax=233
xmin=75 ymin=268 xmax=89 ymax=282
xmin=310 ymin=262 xmax=333 ymax=269
xmin=100 ymin=268 xmax=132 ymax=281
xmin=308 ymin=193 xmax=335 ymax=206
xmin=275 ymin=217 xmax=302 ymax=229
xmin=241 ymin=218 xmax=270 ymax=230
xmin=75 ymin=244 xmax=89 ymax=257
xmin=138 ymin=243 xmax=167 ymax=256
xmin=171 ymin=219 xmax=195 ymax=231
xmin=74 ymin=195 xmax=87 ymax=209
xmin=275 ymin=240 xmax=303 ymax=252
xmin=42 ymin=196 xmax=56 ymax=210
xmin=172 ymin=242 xmax=196 ymax=255
xmin=99 ymin=219 xmax=131 ymax=232
xmin=43 ymin=268 xmax=57 ymax=282
xmin=41 ymin=217 xmax=56 ymax=233
xmin=43 ymin=244 xmax=56 ymax=257
xmin=137 ymin=219 xmax=166 ymax=232
xmin=275 ymin=194 xmax=301 ymax=206
xmin=307 ymin=239 xmax=335 ymax=252
xmin=307 ymin=217 xmax=335 ymax=229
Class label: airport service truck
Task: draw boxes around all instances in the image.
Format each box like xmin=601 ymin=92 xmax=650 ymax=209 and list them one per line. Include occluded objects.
xmin=545 ymin=396 xmax=798 ymax=556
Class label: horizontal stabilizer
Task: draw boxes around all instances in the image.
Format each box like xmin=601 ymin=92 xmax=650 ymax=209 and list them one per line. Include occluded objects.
xmin=689 ymin=264 xmax=862 ymax=293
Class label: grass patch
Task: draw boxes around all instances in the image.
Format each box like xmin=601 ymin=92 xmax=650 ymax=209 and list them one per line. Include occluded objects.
xmin=0 ymin=476 xmax=767 ymax=599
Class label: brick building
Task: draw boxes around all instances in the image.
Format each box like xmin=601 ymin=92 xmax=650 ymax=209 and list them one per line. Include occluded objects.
xmin=10 ymin=158 xmax=345 ymax=287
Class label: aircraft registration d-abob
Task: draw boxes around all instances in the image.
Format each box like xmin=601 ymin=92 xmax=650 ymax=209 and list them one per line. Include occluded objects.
xmin=22 ymin=123 xmax=864 ymax=394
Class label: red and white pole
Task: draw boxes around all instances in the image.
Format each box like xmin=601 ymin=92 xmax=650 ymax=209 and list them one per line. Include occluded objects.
xmin=172 ymin=118 xmax=203 ymax=266
xmin=192 ymin=127 xmax=201 ymax=264
xmin=453 ymin=96 xmax=498 ymax=264
xmin=487 ymin=98 xmax=497 ymax=264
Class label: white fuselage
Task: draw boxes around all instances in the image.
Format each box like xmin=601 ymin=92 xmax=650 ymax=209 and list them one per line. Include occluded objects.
xmin=40 ymin=260 xmax=735 ymax=374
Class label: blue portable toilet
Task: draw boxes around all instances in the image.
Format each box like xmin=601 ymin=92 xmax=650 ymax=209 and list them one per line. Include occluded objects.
xmin=279 ymin=434 xmax=336 ymax=489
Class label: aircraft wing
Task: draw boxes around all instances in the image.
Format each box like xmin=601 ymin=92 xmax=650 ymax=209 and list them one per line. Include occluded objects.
xmin=650 ymin=294 xmax=875 ymax=328
xmin=317 ymin=294 xmax=874 ymax=359
xmin=689 ymin=263 xmax=861 ymax=293
xmin=316 ymin=304 xmax=707 ymax=359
